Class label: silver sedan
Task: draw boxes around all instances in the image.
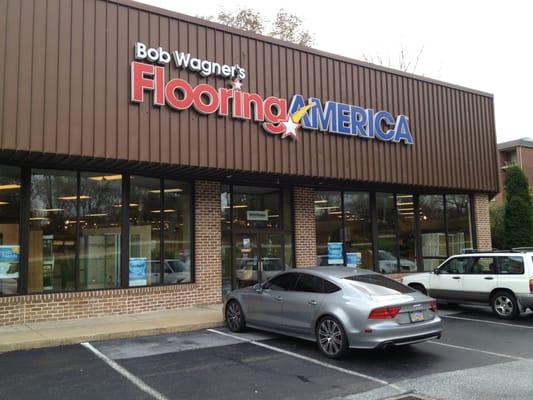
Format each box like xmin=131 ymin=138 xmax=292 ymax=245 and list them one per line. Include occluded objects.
xmin=224 ymin=267 xmax=442 ymax=358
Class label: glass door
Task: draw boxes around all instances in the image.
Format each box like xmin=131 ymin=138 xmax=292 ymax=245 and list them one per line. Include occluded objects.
xmin=233 ymin=233 xmax=285 ymax=289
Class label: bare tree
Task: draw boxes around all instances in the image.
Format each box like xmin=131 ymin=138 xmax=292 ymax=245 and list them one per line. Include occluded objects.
xmin=202 ymin=8 xmax=314 ymax=47
xmin=363 ymin=45 xmax=425 ymax=74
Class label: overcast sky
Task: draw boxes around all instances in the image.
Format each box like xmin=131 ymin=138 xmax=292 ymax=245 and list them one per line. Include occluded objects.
xmin=136 ymin=0 xmax=532 ymax=143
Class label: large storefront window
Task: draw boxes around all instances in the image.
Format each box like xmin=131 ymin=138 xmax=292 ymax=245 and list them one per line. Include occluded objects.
xmin=0 ymin=166 xmax=21 ymax=296
xmin=315 ymin=192 xmax=342 ymax=266
xmin=376 ymin=193 xmax=397 ymax=273
xmin=420 ymin=195 xmax=447 ymax=271
xmin=129 ymin=176 xmax=161 ymax=287
xmin=163 ymin=180 xmax=192 ymax=284
xmin=447 ymin=194 xmax=473 ymax=254
xmin=29 ymin=170 xmax=77 ymax=293
xmin=397 ymin=194 xmax=417 ymax=272
xmin=79 ymin=173 xmax=122 ymax=290
xmin=343 ymin=192 xmax=372 ymax=269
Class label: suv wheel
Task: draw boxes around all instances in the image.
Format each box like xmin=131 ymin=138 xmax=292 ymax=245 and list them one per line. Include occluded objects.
xmin=491 ymin=291 xmax=519 ymax=320
xmin=316 ymin=316 xmax=349 ymax=359
xmin=226 ymin=300 xmax=246 ymax=332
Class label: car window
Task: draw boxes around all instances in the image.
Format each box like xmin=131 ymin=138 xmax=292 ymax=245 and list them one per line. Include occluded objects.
xmin=263 ymin=273 xmax=297 ymax=291
xmin=292 ymin=274 xmax=324 ymax=293
xmin=465 ymin=257 xmax=496 ymax=274
xmin=439 ymin=257 xmax=468 ymax=274
xmin=164 ymin=263 xmax=174 ymax=274
xmin=499 ymin=256 xmax=525 ymax=274
xmin=344 ymin=274 xmax=415 ymax=294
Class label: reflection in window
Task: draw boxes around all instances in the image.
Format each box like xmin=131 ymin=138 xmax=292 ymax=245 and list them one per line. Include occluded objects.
xmin=79 ymin=173 xmax=122 ymax=290
xmin=129 ymin=176 xmax=161 ymax=287
xmin=163 ymin=180 xmax=192 ymax=284
xmin=376 ymin=193 xmax=397 ymax=273
xmin=343 ymin=192 xmax=372 ymax=269
xmin=0 ymin=166 xmax=21 ymax=295
xmin=446 ymin=194 xmax=472 ymax=254
xmin=231 ymin=186 xmax=281 ymax=229
xmin=397 ymin=194 xmax=417 ymax=272
xmin=315 ymin=192 xmax=342 ymax=266
xmin=29 ymin=170 xmax=77 ymax=293
xmin=420 ymin=194 xmax=446 ymax=271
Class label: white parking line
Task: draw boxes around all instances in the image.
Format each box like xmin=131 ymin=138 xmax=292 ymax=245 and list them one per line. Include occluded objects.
xmin=81 ymin=342 xmax=168 ymax=400
xmin=207 ymin=328 xmax=404 ymax=393
xmin=427 ymin=340 xmax=527 ymax=361
xmin=443 ymin=315 xmax=533 ymax=329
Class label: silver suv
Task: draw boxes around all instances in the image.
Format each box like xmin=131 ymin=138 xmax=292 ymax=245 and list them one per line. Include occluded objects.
xmin=403 ymin=249 xmax=533 ymax=319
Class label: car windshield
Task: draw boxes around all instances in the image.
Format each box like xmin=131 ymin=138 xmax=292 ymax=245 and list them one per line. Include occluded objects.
xmin=344 ymin=274 xmax=415 ymax=295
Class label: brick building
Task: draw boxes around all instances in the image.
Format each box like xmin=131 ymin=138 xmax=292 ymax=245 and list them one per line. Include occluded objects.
xmin=0 ymin=0 xmax=498 ymax=325
xmin=495 ymin=138 xmax=533 ymax=203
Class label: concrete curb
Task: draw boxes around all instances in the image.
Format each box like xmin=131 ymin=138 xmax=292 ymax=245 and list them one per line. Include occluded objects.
xmin=0 ymin=320 xmax=225 ymax=353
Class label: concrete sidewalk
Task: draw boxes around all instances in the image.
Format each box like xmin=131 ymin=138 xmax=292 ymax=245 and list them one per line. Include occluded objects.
xmin=0 ymin=304 xmax=224 ymax=352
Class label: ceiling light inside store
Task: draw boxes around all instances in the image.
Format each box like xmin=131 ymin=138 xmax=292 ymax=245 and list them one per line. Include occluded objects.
xmin=58 ymin=195 xmax=90 ymax=200
xmin=149 ymin=188 xmax=183 ymax=193
xmin=314 ymin=199 xmax=328 ymax=204
xmin=0 ymin=201 xmax=9 ymax=205
xmin=88 ymin=175 xmax=122 ymax=181
xmin=40 ymin=208 xmax=63 ymax=212
xmin=150 ymin=209 xmax=176 ymax=213
xmin=223 ymin=204 xmax=248 ymax=209
xmin=29 ymin=217 xmax=48 ymax=221
xmin=0 ymin=184 xmax=20 ymax=190
xmin=86 ymin=213 xmax=108 ymax=217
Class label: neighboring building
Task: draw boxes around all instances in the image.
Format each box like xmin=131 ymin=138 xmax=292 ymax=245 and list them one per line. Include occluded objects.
xmin=495 ymin=138 xmax=533 ymax=203
xmin=0 ymin=0 xmax=498 ymax=326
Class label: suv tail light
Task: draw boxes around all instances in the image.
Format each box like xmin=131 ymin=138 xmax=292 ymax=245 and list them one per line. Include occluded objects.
xmin=368 ymin=306 xmax=401 ymax=319
xmin=529 ymin=279 xmax=533 ymax=293
xmin=430 ymin=302 xmax=438 ymax=312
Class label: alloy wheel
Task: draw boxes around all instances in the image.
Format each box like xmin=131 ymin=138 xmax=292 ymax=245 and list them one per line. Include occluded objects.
xmin=226 ymin=301 xmax=243 ymax=331
xmin=318 ymin=319 xmax=343 ymax=356
xmin=494 ymin=295 xmax=514 ymax=317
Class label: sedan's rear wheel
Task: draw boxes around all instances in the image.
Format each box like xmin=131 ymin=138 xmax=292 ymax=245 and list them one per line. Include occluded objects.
xmin=316 ymin=316 xmax=348 ymax=359
xmin=226 ymin=300 xmax=246 ymax=332
xmin=491 ymin=291 xmax=519 ymax=320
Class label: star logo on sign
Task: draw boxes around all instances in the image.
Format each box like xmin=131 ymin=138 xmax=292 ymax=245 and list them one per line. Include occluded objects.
xmin=231 ymin=79 xmax=243 ymax=90
xmin=281 ymin=117 xmax=300 ymax=140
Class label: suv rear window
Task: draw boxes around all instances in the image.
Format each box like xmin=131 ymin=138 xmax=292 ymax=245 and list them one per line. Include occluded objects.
xmin=498 ymin=256 xmax=525 ymax=274
xmin=344 ymin=274 xmax=415 ymax=294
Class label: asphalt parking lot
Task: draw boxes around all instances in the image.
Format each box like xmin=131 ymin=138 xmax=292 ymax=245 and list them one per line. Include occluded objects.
xmin=1 ymin=305 xmax=532 ymax=400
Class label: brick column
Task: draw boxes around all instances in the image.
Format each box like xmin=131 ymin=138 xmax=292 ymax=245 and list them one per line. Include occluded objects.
xmin=473 ymin=193 xmax=492 ymax=250
xmin=293 ymin=187 xmax=317 ymax=267
xmin=194 ymin=180 xmax=222 ymax=304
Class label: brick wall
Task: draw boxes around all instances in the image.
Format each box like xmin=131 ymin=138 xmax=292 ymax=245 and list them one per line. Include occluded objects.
xmin=0 ymin=180 xmax=222 ymax=326
xmin=294 ymin=187 xmax=317 ymax=267
xmin=473 ymin=193 xmax=492 ymax=250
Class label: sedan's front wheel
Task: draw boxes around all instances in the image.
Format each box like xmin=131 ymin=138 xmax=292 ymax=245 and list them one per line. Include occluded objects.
xmin=226 ymin=300 xmax=246 ymax=332
xmin=316 ymin=316 xmax=349 ymax=359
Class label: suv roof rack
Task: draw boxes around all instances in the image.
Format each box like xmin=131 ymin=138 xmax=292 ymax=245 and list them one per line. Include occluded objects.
xmin=461 ymin=248 xmax=515 ymax=254
xmin=511 ymin=247 xmax=533 ymax=252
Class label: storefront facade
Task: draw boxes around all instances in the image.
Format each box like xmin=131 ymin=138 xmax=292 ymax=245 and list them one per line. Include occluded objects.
xmin=0 ymin=0 xmax=498 ymax=325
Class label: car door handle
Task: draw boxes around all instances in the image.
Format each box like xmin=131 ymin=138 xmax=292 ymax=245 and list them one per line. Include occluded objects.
xmin=276 ymin=296 xmax=283 ymax=302
xmin=308 ymin=300 xmax=317 ymax=306
xmin=484 ymin=277 xmax=494 ymax=280
xmin=452 ymin=276 xmax=461 ymax=279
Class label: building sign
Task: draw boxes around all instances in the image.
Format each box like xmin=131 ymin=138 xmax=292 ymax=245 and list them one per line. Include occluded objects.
xmin=246 ymin=210 xmax=269 ymax=221
xmin=131 ymin=42 xmax=413 ymax=144
xmin=327 ymin=242 xmax=343 ymax=265
xmin=0 ymin=245 xmax=19 ymax=280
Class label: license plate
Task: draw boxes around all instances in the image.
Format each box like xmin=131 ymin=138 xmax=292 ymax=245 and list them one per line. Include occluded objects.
xmin=410 ymin=311 xmax=425 ymax=322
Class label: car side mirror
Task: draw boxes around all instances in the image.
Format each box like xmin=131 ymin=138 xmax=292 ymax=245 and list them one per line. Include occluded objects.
xmin=433 ymin=268 xmax=440 ymax=275
xmin=253 ymin=283 xmax=263 ymax=293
